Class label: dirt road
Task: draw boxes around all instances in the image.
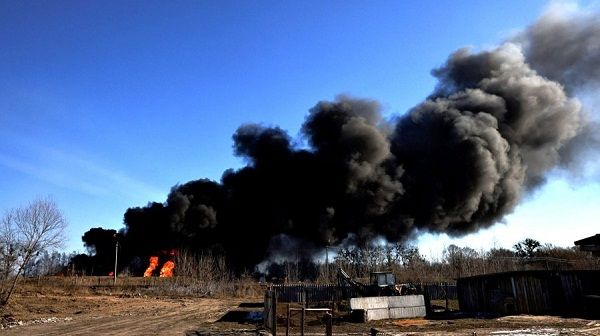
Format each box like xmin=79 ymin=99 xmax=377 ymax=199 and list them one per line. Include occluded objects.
xmin=1 ymin=295 xmax=245 ymax=336
xmin=2 ymin=294 xmax=599 ymax=335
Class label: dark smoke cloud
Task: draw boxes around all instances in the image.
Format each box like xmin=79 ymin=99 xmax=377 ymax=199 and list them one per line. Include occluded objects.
xmin=515 ymin=6 xmax=600 ymax=175
xmin=559 ymin=121 xmax=600 ymax=173
xmin=392 ymin=43 xmax=580 ymax=235
xmin=80 ymin=227 xmax=118 ymax=275
xmin=517 ymin=6 xmax=600 ymax=91
xmin=108 ymin=9 xmax=599 ymax=272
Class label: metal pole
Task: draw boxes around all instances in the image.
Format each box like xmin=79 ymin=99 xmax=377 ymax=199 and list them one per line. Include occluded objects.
xmin=325 ymin=244 xmax=329 ymax=281
xmin=113 ymin=240 xmax=118 ymax=286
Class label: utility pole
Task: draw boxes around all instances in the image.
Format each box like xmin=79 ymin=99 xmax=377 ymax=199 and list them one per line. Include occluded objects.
xmin=325 ymin=244 xmax=329 ymax=280
xmin=113 ymin=238 xmax=118 ymax=286
xmin=325 ymin=238 xmax=331 ymax=281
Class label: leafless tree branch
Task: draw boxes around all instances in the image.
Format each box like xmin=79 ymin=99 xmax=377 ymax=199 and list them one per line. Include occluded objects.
xmin=0 ymin=197 xmax=67 ymax=306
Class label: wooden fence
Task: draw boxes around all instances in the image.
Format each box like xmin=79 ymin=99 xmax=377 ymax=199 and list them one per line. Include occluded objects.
xmin=264 ymin=283 xmax=457 ymax=333
xmin=420 ymin=282 xmax=457 ymax=300
xmin=269 ymin=282 xmax=456 ymax=304
xmin=270 ymin=283 xmax=342 ymax=303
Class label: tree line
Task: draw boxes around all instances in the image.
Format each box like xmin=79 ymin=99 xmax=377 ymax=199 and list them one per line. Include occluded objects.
xmin=70 ymin=224 xmax=600 ymax=284
xmin=263 ymin=239 xmax=600 ymax=284
xmin=2 ymin=198 xmax=598 ymax=307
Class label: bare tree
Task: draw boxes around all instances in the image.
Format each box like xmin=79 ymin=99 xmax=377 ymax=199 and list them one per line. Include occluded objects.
xmin=0 ymin=213 xmax=18 ymax=281
xmin=0 ymin=198 xmax=67 ymax=306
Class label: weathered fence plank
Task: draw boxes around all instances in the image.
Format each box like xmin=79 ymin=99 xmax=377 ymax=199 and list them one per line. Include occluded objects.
xmin=270 ymin=282 xmax=456 ymax=304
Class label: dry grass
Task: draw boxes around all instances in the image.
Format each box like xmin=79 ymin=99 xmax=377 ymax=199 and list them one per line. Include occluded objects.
xmin=5 ymin=275 xmax=264 ymax=300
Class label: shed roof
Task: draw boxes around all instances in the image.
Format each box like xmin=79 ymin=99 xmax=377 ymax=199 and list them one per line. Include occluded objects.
xmin=574 ymin=234 xmax=600 ymax=246
xmin=456 ymin=269 xmax=600 ymax=281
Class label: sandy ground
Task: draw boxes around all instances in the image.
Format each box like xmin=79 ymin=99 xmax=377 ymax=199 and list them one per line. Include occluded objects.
xmin=1 ymin=294 xmax=245 ymax=335
xmin=1 ymin=293 xmax=599 ymax=335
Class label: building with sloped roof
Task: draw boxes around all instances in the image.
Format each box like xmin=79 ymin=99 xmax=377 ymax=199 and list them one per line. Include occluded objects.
xmin=457 ymin=270 xmax=600 ymax=317
xmin=575 ymin=234 xmax=600 ymax=257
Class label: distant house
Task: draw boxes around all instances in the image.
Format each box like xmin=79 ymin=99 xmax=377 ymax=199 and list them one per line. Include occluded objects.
xmin=575 ymin=234 xmax=600 ymax=257
xmin=457 ymin=270 xmax=600 ymax=317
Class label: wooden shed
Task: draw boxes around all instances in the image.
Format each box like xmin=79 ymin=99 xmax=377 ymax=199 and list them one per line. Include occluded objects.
xmin=575 ymin=234 xmax=600 ymax=257
xmin=457 ymin=270 xmax=600 ymax=316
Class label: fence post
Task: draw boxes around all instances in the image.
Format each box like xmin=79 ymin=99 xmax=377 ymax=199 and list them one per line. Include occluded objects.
xmin=264 ymin=291 xmax=269 ymax=330
xmin=300 ymin=307 xmax=305 ymax=336
xmin=286 ymin=303 xmax=290 ymax=336
xmin=272 ymin=292 xmax=277 ymax=336
xmin=325 ymin=312 xmax=332 ymax=336
xmin=303 ymin=287 xmax=307 ymax=307
xmin=264 ymin=290 xmax=277 ymax=334
xmin=445 ymin=282 xmax=449 ymax=312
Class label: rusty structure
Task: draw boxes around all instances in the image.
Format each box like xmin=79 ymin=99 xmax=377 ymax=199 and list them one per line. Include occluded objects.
xmin=457 ymin=270 xmax=600 ymax=316
xmin=575 ymin=234 xmax=600 ymax=257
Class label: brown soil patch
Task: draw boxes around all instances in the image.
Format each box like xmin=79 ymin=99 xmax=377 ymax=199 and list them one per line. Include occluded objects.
xmin=1 ymin=293 xmax=244 ymax=335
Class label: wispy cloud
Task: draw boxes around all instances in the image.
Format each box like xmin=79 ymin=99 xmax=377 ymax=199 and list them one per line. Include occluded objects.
xmin=0 ymin=152 xmax=110 ymax=196
xmin=0 ymin=132 xmax=165 ymax=202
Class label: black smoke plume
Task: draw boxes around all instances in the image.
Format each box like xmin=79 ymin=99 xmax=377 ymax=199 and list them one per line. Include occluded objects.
xmin=76 ymin=227 xmax=117 ymax=275
xmin=517 ymin=6 xmax=600 ymax=92
xmin=109 ymin=9 xmax=598 ymax=272
xmin=515 ymin=6 xmax=600 ymax=172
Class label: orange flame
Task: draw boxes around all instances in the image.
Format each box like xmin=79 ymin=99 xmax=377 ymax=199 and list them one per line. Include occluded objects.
xmin=144 ymin=256 xmax=159 ymax=277
xmin=159 ymin=260 xmax=175 ymax=277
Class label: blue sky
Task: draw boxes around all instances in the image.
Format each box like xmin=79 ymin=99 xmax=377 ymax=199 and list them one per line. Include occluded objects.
xmin=1 ymin=1 xmax=598 ymax=256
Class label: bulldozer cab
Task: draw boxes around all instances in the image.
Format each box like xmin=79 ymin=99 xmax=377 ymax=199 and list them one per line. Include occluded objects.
xmin=370 ymin=271 xmax=395 ymax=287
